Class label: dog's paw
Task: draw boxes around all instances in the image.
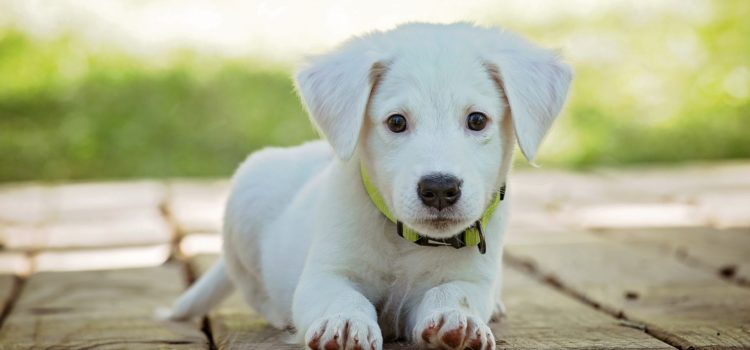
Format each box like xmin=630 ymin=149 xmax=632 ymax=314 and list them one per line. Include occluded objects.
xmin=305 ymin=313 xmax=383 ymax=350
xmin=414 ymin=308 xmax=495 ymax=350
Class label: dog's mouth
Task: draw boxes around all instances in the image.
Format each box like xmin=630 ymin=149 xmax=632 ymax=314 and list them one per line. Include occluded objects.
xmin=415 ymin=216 xmax=468 ymax=231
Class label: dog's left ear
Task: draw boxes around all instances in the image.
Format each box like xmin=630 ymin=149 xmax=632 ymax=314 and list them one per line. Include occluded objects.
xmin=295 ymin=43 xmax=386 ymax=160
xmin=484 ymin=36 xmax=573 ymax=162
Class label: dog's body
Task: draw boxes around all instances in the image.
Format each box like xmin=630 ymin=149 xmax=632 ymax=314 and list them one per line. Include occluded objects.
xmin=169 ymin=23 xmax=571 ymax=350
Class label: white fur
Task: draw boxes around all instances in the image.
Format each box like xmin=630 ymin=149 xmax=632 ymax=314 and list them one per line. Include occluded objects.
xmin=168 ymin=23 xmax=571 ymax=350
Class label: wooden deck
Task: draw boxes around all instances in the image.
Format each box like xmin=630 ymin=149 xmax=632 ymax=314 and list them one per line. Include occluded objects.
xmin=0 ymin=162 xmax=748 ymax=349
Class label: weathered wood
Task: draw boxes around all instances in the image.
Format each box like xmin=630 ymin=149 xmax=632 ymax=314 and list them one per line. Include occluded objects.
xmin=0 ymin=253 xmax=31 ymax=275
xmin=593 ymin=227 xmax=750 ymax=285
xmin=594 ymin=161 xmax=750 ymax=201
xmin=507 ymin=235 xmax=750 ymax=349
xmin=0 ymin=185 xmax=53 ymax=225
xmin=180 ymin=233 xmax=222 ymax=257
xmin=192 ymin=255 xmax=296 ymax=350
xmin=192 ymin=254 xmax=672 ymax=350
xmin=505 ymin=229 xmax=603 ymax=246
xmin=493 ymin=267 xmax=673 ymax=350
xmin=0 ymin=263 xmax=208 ymax=349
xmin=167 ymin=180 xmax=228 ymax=234
xmin=33 ymin=244 xmax=171 ymax=272
xmin=570 ymin=202 xmax=706 ymax=229
xmin=0 ymin=181 xmax=170 ymax=252
xmin=1 ymin=208 xmax=172 ymax=252
xmin=0 ymin=274 xmax=17 ymax=318
xmin=694 ymin=192 xmax=750 ymax=228
xmin=52 ymin=181 xmax=167 ymax=219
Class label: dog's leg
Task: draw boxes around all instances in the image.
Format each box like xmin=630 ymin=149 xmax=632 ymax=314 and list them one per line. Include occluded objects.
xmin=409 ymin=281 xmax=496 ymax=350
xmin=294 ymin=273 xmax=383 ymax=350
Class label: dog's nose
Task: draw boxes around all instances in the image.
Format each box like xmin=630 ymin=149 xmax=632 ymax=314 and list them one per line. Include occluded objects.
xmin=417 ymin=174 xmax=462 ymax=210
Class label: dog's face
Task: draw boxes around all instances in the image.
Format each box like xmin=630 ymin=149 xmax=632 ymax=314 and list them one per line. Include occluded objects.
xmin=296 ymin=23 xmax=572 ymax=238
xmin=361 ymin=52 xmax=509 ymax=237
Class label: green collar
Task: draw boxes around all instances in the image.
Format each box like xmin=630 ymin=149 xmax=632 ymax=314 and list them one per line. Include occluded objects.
xmin=360 ymin=162 xmax=505 ymax=254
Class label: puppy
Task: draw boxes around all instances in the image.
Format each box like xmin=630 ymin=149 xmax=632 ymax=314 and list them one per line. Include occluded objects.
xmin=168 ymin=23 xmax=572 ymax=350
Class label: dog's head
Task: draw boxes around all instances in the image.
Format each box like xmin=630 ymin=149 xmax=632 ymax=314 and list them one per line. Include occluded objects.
xmin=295 ymin=23 xmax=572 ymax=238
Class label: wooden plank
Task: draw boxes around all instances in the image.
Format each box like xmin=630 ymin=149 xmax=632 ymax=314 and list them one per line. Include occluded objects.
xmin=33 ymin=244 xmax=171 ymax=272
xmin=0 ymin=185 xmax=53 ymax=225
xmin=570 ymin=202 xmax=706 ymax=230
xmin=52 ymin=181 xmax=167 ymax=219
xmin=167 ymin=180 xmax=228 ymax=234
xmin=494 ymin=267 xmax=673 ymax=350
xmin=193 ymin=254 xmax=671 ymax=349
xmin=0 ymin=181 xmax=170 ymax=252
xmin=0 ymin=253 xmax=32 ymax=275
xmin=506 ymin=235 xmax=750 ymax=349
xmin=694 ymin=192 xmax=750 ymax=228
xmin=180 ymin=234 xmax=222 ymax=257
xmin=593 ymin=227 xmax=750 ymax=285
xmin=192 ymin=255 xmax=296 ymax=350
xmin=0 ymin=274 xmax=17 ymax=317
xmin=594 ymin=162 xmax=750 ymax=202
xmin=0 ymin=263 xmax=208 ymax=349
xmin=1 ymin=208 xmax=172 ymax=252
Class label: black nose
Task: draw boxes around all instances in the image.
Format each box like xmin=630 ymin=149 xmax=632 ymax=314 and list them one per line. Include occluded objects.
xmin=417 ymin=174 xmax=462 ymax=210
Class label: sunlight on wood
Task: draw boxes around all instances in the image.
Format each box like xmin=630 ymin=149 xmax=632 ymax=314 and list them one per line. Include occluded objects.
xmin=575 ymin=203 xmax=705 ymax=229
xmin=0 ymin=253 xmax=31 ymax=275
xmin=180 ymin=233 xmax=222 ymax=256
xmin=34 ymin=244 xmax=170 ymax=272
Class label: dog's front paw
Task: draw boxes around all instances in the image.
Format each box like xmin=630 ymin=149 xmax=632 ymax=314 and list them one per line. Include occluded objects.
xmin=305 ymin=313 xmax=383 ymax=350
xmin=414 ymin=308 xmax=495 ymax=350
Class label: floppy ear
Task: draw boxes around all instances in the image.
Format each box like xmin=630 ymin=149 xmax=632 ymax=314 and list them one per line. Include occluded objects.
xmin=294 ymin=44 xmax=385 ymax=160
xmin=485 ymin=42 xmax=572 ymax=162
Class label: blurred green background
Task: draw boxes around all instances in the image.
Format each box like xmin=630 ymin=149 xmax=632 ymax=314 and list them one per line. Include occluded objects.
xmin=1 ymin=1 xmax=748 ymax=182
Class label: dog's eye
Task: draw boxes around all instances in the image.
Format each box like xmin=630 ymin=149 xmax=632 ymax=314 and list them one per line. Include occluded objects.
xmin=386 ymin=114 xmax=407 ymax=133
xmin=466 ymin=112 xmax=488 ymax=131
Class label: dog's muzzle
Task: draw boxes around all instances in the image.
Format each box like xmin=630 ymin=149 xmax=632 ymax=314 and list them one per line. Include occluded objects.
xmin=360 ymin=162 xmax=505 ymax=254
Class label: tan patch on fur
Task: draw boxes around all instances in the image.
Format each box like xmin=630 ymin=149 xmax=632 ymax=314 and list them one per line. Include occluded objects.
xmin=360 ymin=60 xmax=391 ymax=144
xmin=483 ymin=63 xmax=510 ymax=109
xmin=484 ymin=61 xmax=517 ymax=170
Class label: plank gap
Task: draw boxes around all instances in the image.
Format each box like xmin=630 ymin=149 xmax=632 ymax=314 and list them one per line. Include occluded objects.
xmin=158 ymin=194 xmax=188 ymax=263
xmin=668 ymin=246 xmax=749 ymax=289
xmin=202 ymin=316 xmax=218 ymax=350
xmin=588 ymin=228 xmax=750 ymax=289
xmin=504 ymin=252 xmax=682 ymax=350
xmin=180 ymin=254 xmax=217 ymax=350
xmin=167 ymin=182 xmax=221 ymax=349
xmin=0 ymin=275 xmax=25 ymax=331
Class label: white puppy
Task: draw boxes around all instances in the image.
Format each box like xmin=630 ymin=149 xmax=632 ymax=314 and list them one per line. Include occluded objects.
xmin=169 ymin=23 xmax=571 ymax=350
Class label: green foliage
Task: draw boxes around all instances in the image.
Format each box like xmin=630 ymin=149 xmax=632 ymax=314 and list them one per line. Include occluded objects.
xmin=0 ymin=31 xmax=315 ymax=181
xmin=1 ymin=1 xmax=749 ymax=181
xmin=523 ymin=1 xmax=750 ymax=167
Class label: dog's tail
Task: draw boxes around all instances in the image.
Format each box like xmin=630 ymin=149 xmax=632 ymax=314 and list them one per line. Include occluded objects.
xmin=166 ymin=257 xmax=234 ymax=321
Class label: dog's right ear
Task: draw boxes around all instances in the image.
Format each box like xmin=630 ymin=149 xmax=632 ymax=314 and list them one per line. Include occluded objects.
xmin=294 ymin=43 xmax=386 ymax=160
xmin=483 ymin=31 xmax=573 ymax=163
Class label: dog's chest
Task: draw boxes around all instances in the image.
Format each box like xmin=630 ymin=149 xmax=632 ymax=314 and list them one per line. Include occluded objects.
xmin=371 ymin=247 xmax=463 ymax=340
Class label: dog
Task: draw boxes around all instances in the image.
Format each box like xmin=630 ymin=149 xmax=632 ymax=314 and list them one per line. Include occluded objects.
xmin=168 ymin=22 xmax=572 ymax=350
